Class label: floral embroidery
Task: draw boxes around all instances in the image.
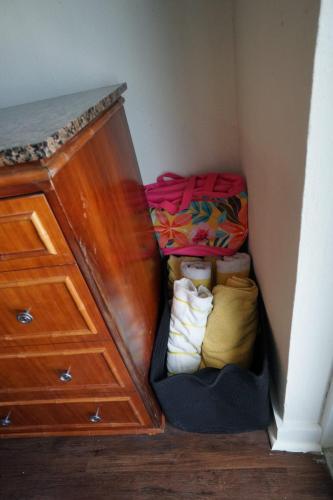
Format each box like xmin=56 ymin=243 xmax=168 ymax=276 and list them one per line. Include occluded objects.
xmin=151 ymin=193 xmax=248 ymax=253
xmin=154 ymin=210 xmax=191 ymax=248
xmin=190 ymin=223 xmax=215 ymax=245
xmin=193 ymin=229 xmax=209 ymax=243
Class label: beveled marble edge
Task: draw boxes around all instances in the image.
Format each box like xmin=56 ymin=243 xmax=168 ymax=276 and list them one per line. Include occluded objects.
xmin=0 ymin=83 xmax=127 ymax=167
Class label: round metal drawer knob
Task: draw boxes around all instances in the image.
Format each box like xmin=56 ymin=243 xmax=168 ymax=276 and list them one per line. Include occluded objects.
xmin=0 ymin=412 xmax=11 ymax=427
xmin=16 ymin=310 xmax=33 ymax=324
xmin=89 ymin=408 xmax=102 ymax=424
xmin=59 ymin=368 xmax=72 ymax=383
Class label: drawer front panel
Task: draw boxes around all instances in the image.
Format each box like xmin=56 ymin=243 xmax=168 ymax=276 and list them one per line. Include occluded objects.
xmin=0 ymin=194 xmax=74 ymax=271
xmin=0 ymin=344 xmax=134 ymax=397
xmin=0 ymin=265 xmax=110 ymax=346
xmin=0 ymin=397 xmax=146 ymax=433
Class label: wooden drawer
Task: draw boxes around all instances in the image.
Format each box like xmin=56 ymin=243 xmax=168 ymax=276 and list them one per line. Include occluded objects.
xmin=0 ymin=397 xmax=148 ymax=436
xmin=0 ymin=343 xmax=136 ymax=400
xmin=0 ymin=265 xmax=110 ymax=346
xmin=0 ymin=194 xmax=73 ymax=271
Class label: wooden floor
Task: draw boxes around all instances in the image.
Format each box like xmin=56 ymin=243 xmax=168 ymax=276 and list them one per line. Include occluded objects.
xmin=0 ymin=426 xmax=332 ymax=499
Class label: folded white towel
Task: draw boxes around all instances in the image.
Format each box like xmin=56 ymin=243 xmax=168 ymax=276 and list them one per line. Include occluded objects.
xmin=180 ymin=260 xmax=212 ymax=290
xmin=216 ymin=252 xmax=251 ymax=285
xmin=167 ymin=278 xmax=213 ymax=375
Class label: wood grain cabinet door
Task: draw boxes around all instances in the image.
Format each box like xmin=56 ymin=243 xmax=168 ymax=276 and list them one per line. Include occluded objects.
xmin=0 ymin=265 xmax=111 ymax=346
xmin=0 ymin=343 xmax=136 ymax=399
xmin=0 ymin=194 xmax=74 ymax=271
xmin=0 ymin=397 xmax=149 ymax=436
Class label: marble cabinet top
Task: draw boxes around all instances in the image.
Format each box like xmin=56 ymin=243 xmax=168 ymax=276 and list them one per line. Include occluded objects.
xmin=0 ymin=83 xmax=126 ymax=167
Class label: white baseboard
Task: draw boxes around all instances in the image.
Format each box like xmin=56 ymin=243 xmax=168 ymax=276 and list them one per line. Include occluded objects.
xmin=268 ymin=405 xmax=322 ymax=453
xmin=323 ymin=448 xmax=333 ymax=478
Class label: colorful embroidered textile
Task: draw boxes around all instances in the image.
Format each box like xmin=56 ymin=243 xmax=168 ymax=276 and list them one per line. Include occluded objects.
xmin=145 ymin=172 xmax=248 ymax=256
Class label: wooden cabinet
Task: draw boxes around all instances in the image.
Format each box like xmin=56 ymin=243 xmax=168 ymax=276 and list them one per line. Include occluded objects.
xmin=0 ymin=265 xmax=110 ymax=346
xmin=0 ymin=344 xmax=131 ymax=395
xmin=0 ymin=89 xmax=163 ymax=437
xmin=0 ymin=397 xmax=151 ymax=435
xmin=0 ymin=194 xmax=73 ymax=271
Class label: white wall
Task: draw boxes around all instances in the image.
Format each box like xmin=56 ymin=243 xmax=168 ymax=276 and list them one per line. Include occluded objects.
xmin=234 ymin=0 xmax=320 ymax=414
xmin=0 ymin=0 xmax=239 ymax=183
xmin=281 ymin=0 xmax=333 ymax=446
xmin=322 ymin=379 xmax=333 ymax=447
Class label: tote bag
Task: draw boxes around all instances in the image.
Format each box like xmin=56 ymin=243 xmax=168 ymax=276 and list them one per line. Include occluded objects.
xmin=145 ymin=172 xmax=248 ymax=256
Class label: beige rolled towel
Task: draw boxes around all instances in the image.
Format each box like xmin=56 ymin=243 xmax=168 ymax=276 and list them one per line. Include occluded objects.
xmin=167 ymin=255 xmax=201 ymax=295
xmin=201 ymin=276 xmax=258 ymax=369
xmin=216 ymin=253 xmax=251 ymax=285
xmin=181 ymin=260 xmax=212 ymax=290
xmin=203 ymin=256 xmax=218 ymax=285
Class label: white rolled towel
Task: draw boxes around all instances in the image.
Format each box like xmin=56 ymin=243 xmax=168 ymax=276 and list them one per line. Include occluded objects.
xmin=216 ymin=252 xmax=251 ymax=285
xmin=167 ymin=278 xmax=213 ymax=375
xmin=180 ymin=260 xmax=212 ymax=290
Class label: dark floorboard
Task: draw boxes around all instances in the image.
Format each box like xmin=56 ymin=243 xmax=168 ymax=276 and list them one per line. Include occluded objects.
xmin=0 ymin=426 xmax=332 ymax=499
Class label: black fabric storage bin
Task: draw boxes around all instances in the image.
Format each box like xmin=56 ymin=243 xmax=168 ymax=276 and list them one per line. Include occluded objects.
xmin=150 ymin=268 xmax=272 ymax=433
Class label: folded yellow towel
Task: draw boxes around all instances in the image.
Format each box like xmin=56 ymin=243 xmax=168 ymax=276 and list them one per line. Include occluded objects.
xmin=167 ymin=255 xmax=201 ymax=294
xmin=201 ymin=276 xmax=258 ymax=370
xmin=216 ymin=253 xmax=251 ymax=285
xmin=180 ymin=260 xmax=212 ymax=290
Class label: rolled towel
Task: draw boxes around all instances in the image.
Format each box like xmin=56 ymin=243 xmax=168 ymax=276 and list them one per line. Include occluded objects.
xmin=167 ymin=278 xmax=213 ymax=375
xmin=203 ymin=256 xmax=218 ymax=285
xmin=167 ymin=255 xmax=201 ymax=295
xmin=201 ymin=276 xmax=258 ymax=370
xmin=216 ymin=252 xmax=251 ymax=285
xmin=180 ymin=260 xmax=212 ymax=290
